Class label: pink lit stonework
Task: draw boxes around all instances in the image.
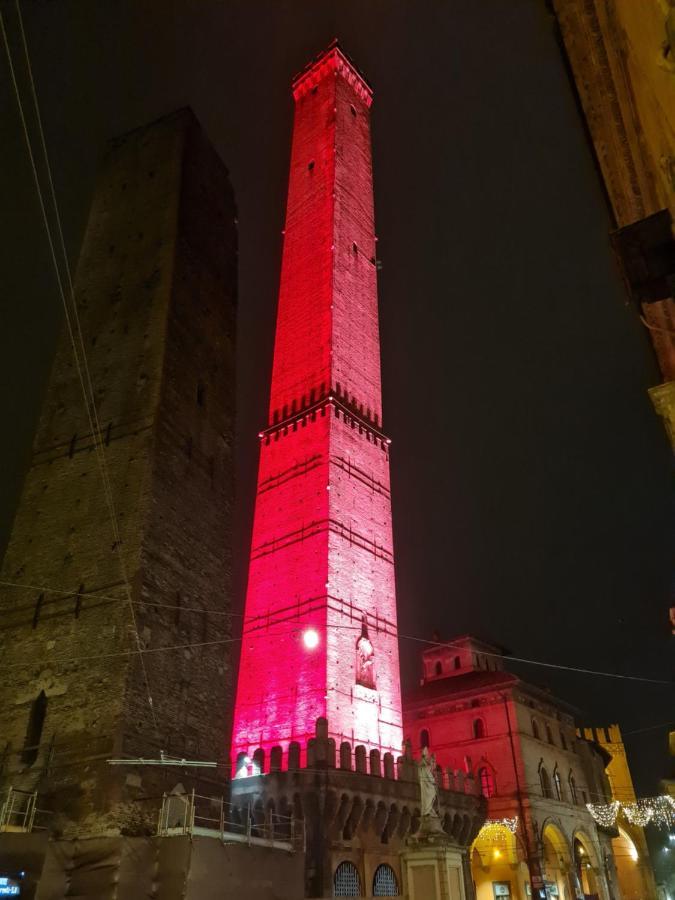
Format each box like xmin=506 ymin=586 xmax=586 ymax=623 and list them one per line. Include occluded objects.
xmin=232 ymin=45 xmax=403 ymax=772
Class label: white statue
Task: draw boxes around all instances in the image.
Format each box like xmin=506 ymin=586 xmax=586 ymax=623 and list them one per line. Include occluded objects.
xmin=418 ymin=747 xmax=440 ymax=818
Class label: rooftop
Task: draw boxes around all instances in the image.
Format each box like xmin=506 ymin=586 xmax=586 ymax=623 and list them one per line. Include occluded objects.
xmin=292 ymin=40 xmax=373 ymax=107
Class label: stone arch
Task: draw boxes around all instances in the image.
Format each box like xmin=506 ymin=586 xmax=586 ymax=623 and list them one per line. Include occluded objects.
xmin=470 ymin=819 xmax=520 ymax=900
xmin=398 ymin=805 xmax=411 ymax=838
xmin=288 ymin=741 xmax=300 ymax=770
xmin=381 ymin=803 xmax=399 ymax=844
xmin=361 ymin=799 xmax=376 ymax=833
xmin=343 ymin=795 xmax=364 ymax=840
xmin=339 ymin=741 xmax=352 ymax=770
xmin=573 ymin=828 xmax=603 ymax=898
xmin=542 ymin=820 xmax=574 ymax=900
xmin=269 ymin=745 xmax=283 ymax=771
xmin=252 ymin=747 xmax=265 ymax=774
xmin=459 ymin=813 xmax=473 ymax=845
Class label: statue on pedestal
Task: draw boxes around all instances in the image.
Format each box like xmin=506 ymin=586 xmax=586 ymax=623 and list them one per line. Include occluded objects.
xmin=418 ymin=747 xmax=442 ymax=826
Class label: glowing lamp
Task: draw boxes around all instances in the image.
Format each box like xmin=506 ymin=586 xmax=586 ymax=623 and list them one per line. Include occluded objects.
xmin=303 ymin=628 xmax=319 ymax=650
xmin=493 ymin=850 xmax=501 ymax=860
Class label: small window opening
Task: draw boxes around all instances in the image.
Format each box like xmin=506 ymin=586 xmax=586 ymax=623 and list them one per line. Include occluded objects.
xmin=350 ymin=104 xmax=357 ymax=117
xmin=22 ymin=691 xmax=47 ymax=766
xmin=308 ymin=160 xmax=315 ymax=172
xmin=32 ymin=594 xmax=44 ymax=629
xmin=434 ymin=660 xmax=442 ymax=676
xmin=540 ymin=765 xmax=552 ymax=798
xmin=472 ymin=718 xmax=486 ymax=739
xmin=453 ymin=656 xmax=461 ymax=670
xmin=420 ymin=729 xmax=430 ymax=749
xmin=74 ymin=584 xmax=84 ymax=619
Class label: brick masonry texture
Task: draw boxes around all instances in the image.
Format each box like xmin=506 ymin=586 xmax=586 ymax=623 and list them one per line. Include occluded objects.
xmin=232 ymin=46 xmax=403 ymax=768
xmin=0 ymin=108 xmax=237 ymax=836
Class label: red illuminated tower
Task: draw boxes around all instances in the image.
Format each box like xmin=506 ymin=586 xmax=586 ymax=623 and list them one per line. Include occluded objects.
xmin=232 ymin=43 xmax=403 ymax=768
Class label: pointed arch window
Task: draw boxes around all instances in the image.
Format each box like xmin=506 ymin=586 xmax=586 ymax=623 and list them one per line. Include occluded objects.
xmin=546 ymin=723 xmax=555 ymax=745
xmin=569 ymin=774 xmax=578 ymax=805
xmin=539 ymin=765 xmax=552 ymax=798
xmin=472 ymin=718 xmax=486 ymax=739
xmin=478 ymin=765 xmax=495 ymax=798
xmin=532 ymin=718 xmax=540 ymax=740
xmin=553 ymin=768 xmax=564 ymax=801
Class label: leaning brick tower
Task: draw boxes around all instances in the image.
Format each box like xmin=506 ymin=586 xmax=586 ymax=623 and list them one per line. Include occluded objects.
xmin=232 ymin=42 xmax=403 ymax=769
xmin=0 ymin=109 xmax=237 ymax=836
xmin=230 ymin=45 xmax=485 ymax=900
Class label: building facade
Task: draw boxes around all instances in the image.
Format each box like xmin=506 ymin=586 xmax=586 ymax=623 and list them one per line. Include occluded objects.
xmin=0 ymin=109 xmax=237 ymax=841
xmin=552 ymin=0 xmax=675 ymax=453
xmin=583 ymin=725 xmax=658 ymax=900
xmin=230 ymin=44 xmax=485 ymax=898
xmin=403 ymin=637 xmax=623 ymax=900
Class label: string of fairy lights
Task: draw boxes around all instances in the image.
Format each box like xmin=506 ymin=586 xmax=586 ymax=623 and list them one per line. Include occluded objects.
xmin=587 ymin=795 xmax=675 ymax=829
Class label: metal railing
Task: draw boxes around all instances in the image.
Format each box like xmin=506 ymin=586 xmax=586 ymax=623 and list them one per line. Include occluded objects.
xmin=0 ymin=787 xmax=50 ymax=833
xmin=157 ymin=790 xmax=303 ymax=852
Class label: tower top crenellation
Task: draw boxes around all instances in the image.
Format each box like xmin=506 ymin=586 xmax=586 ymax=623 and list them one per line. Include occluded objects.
xmin=292 ymin=39 xmax=373 ymax=106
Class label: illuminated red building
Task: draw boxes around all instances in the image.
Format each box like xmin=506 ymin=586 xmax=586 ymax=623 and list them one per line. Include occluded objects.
xmin=231 ymin=43 xmax=403 ymax=770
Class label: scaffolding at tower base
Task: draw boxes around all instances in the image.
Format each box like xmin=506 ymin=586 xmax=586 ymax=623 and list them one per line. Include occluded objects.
xmin=157 ymin=789 xmax=304 ymax=853
xmin=0 ymin=787 xmax=50 ymax=833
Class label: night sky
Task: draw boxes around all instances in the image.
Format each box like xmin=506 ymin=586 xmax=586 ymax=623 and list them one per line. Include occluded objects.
xmin=1 ymin=1 xmax=672 ymax=798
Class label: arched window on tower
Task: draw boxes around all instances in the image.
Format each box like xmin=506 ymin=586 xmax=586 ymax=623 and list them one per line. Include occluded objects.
xmin=539 ymin=765 xmax=552 ymax=798
xmin=478 ymin=766 xmax=495 ymax=798
xmin=435 ymin=660 xmax=443 ymax=676
xmin=372 ymin=864 xmax=399 ymax=896
xmin=546 ymin=723 xmax=555 ymax=745
xmin=22 ymin=690 xmax=47 ymax=766
xmin=472 ymin=718 xmax=486 ymax=739
xmin=334 ymin=861 xmax=362 ymax=896
xmin=553 ymin=768 xmax=564 ymax=801
xmin=569 ymin=774 xmax=578 ymax=805
xmin=453 ymin=656 xmax=461 ymax=670
xmin=420 ymin=729 xmax=430 ymax=749
xmin=532 ymin=718 xmax=540 ymax=740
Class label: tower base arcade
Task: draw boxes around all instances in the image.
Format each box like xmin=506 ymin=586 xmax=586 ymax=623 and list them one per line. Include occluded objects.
xmin=231 ymin=717 xmax=486 ymax=898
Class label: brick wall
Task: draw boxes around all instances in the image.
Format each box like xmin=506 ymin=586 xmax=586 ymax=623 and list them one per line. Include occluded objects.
xmin=0 ymin=108 xmax=236 ymax=835
xmin=232 ymin=47 xmax=403 ymax=766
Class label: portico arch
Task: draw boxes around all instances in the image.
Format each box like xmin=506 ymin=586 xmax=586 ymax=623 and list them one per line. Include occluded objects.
xmin=573 ymin=830 xmax=603 ymax=900
xmin=541 ymin=821 xmax=574 ymax=900
xmin=470 ymin=823 xmax=523 ymax=900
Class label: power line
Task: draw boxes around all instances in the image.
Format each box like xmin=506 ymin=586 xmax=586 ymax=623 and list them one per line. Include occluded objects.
xmin=2 ymin=1 xmax=157 ymax=728
xmin=0 ymin=579 xmax=245 ymax=619
xmin=622 ymin=721 xmax=675 ymax=737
